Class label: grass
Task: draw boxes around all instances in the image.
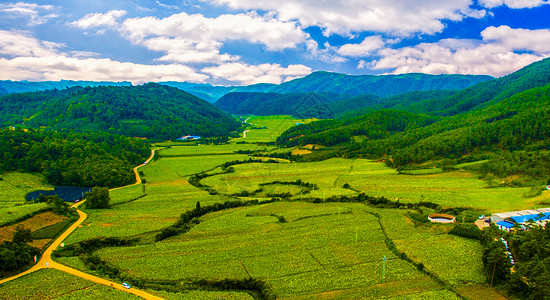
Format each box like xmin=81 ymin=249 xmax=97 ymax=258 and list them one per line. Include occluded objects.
xmin=0 ymin=268 xmax=141 ymax=300
xmin=96 ymin=202 xmax=456 ymax=299
xmin=236 ymin=115 xmax=316 ymax=143
xmin=0 ymin=172 xmax=52 ymax=225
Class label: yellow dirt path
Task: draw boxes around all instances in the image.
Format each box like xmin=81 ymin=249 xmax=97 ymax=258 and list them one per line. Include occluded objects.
xmin=0 ymin=149 xmax=163 ymax=300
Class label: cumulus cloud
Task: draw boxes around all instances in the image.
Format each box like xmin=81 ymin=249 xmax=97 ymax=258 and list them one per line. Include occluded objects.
xmin=337 ymin=36 xmax=386 ymax=57
xmin=71 ymin=10 xmax=127 ymax=31
xmin=0 ymin=2 xmax=57 ymax=25
xmin=0 ymin=30 xmax=63 ymax=57
xmin=479 ymin=0 xmax=548 ymax=8
xmin=0 ymin=56 xmax=209 ymax=84
xmin=118 ymin=11 xmax=309 ymax=65
xmin=209 ymin=0 xmax=485 ymax=36
xmin=202 ymin=62 xmax=311 ymax=85
xmin=482 ymin=25 xmax=550 ymax=54
xmin=0 ymin=29 xmax=311 ymax=85
xmin=371 ymin=31 xmax=549 ymax=77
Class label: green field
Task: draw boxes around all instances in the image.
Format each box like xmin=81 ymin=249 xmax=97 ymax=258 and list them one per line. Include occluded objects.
xmin=96 ymin=202 xmax=460 ymax=299
xmin=0 ymin=172 xmax=52 ymax=226
xmin=235 ymin=116 xmax=316 ymax=143
xmin=1 ymin=116 xmax=530 ymax=299
xmin=0 ymin=269 xmax=141 ymax=300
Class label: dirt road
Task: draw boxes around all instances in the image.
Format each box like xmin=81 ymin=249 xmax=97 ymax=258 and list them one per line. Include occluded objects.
xmin=0 ymin=149 xmax=163 ymax=300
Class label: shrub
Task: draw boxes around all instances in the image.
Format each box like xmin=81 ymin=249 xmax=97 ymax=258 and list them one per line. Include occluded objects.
xmin=449 ymin=224 xmax=482 ymax=240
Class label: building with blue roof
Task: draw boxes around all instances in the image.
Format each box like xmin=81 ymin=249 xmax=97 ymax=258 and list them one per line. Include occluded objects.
xmin=491 ymin=208 xmax=550 ymax=231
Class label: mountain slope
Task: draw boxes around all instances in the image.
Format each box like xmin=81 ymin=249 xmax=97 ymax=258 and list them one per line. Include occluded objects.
xmin=0 ymin=83 xmax=241 ymax=140
xmin=215 ymin=92 xmax=347 ymax=118
xmin=269 ymin=72 xmax=493 ymax=97
xmin=411 ymin=57 xmax=550 ymax=116
xmin=0 ymin=80 xmax=131 ymax=95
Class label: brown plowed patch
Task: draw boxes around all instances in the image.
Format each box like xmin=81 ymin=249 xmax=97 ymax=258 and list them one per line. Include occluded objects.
xmin=0 ymin=212 xmax=67 ymax=242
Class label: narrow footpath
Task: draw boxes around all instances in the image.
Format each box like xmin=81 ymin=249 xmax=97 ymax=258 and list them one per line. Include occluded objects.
xmin=0 ymin=149 xmax=163 ymax=300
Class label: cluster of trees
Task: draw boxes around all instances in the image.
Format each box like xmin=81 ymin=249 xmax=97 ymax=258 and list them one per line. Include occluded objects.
xmin=0 ymin=83 xmax=241 ymax=140
xmin=85 ymin=187 xmax=111 ymax=209
xmin=481 ymin=225 xmax=550 ymax=298
xmin=0 ymin=128 xmax=150 ymax=187
xmin=0 ymin=226 xmax=40 ymax=276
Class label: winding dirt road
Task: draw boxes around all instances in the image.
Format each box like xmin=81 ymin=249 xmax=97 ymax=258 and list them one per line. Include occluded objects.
xmin=0 ymin=149 xmax=163 ymax=300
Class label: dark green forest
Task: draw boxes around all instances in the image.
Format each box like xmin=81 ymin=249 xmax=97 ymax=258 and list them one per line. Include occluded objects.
xmin=0 ymin=128 xmax=150 ymax=188
xmin=0 ymin=83 xmax=241 ymax=140
xmin=276 ymin=59 xmax=550 ymax=181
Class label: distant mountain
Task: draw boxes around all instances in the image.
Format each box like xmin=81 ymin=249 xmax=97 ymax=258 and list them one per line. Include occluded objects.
xmin=407 ymin=57 xmax=550 ymax=116
xmin=0 ymin=83 xmax=240 ymax=140
xmin=160 ymin=82 xmax=276 ymax=103
xmin=268 ymin=72 xmax=493 ymax=97
xmin=215 ymin=92 xmax=350 ymax=118
xmin=1 ymin=72 xmax=491 ymax=104
xmin=0 ymin=80 xmax=131 ymax=95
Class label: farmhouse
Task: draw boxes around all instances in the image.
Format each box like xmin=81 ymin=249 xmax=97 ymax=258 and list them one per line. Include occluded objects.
xmin=490 ymin=208 xmax=550 ymax=231
xmin=177 ymin=135 xmax=202 ymax=141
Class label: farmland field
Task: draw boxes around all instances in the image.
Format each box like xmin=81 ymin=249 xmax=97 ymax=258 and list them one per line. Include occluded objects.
xmin=0 ymin=172 xmax=52 ymax=226
xmin=0 ymin=269 xmax=141 ymax=300
xmin=96 ymin=202 xmax=460 ymax=299
xmin=237 ymin=115 xmax=316 ymax=143
xmin=1 ymin=116 xmax=527 ymax=299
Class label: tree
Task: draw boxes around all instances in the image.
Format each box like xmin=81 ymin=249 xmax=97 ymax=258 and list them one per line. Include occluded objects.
xmin=12 ymin=226 xmax=32 ymax=244
xmin=86 ymin=187 xmax=111 ymax=209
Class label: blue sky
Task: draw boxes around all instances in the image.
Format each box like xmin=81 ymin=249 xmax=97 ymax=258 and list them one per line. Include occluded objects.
xmin=0 ymin=0 xmax=549 ymax=85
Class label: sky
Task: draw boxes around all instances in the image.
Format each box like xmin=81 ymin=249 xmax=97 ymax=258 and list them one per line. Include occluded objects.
xmin=0 ymin=0 xmax=549 ymax=86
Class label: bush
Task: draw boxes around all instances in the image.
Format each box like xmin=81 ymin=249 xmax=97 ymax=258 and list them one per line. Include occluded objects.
xmin=449 ymin=224 xmax=482 ymax=240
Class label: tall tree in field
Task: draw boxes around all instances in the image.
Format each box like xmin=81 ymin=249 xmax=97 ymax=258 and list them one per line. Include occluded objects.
xmin=86 ymin=187 xmax=111 ymax=209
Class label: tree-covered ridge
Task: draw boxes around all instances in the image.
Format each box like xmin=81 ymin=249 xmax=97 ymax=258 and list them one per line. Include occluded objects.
xmin=408 ymin=57 xmax=550 ymax=116
xmin=277 ymin=83 xmax=550 ymax=179
xmin=270 ymin=72 xmax=493 ymax=97
xmin=0 ymin=128 xmax=150 ymax=188
xmin=215 ymin=92 xmax=350 ymax=118
xmin=0 ymin=83 xmax=241 ymax=140
xmin=277 ymin=110 xmax=438 ymax=147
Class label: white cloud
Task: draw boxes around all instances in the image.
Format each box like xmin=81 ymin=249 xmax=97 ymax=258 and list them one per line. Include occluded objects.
xmin=482 ymin=25 xmax=550 ymax=54
xmin=306 ymin=40 xmax=347 ymax=63
xmin=71 ymin=10 xmax=127 ymax=30
xmin=479 ymin=0 xmax=548 ymax=9
xmin=371 ymin=37 xmax=547 ymax=77
xmin=337 ymin=36 xmax=386 ymax=57
xmin=156 ymin=1 xmax=180 ymax=10
xmin=0 ymin=30 xmax=63 ymax=57
xmin=120 ymin=11 xmax=308 ymax=65
xmin=202 ymin=62 xmax=311 ymax=85
xmin=209 ymin=0 xmax=486 ymax=36
xmin=0 ymin=2 xmax=57 ymax=25
xmin=0 ymin=56 xmax=208 ymax=84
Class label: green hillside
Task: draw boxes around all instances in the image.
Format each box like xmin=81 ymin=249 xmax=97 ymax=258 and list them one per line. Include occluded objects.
xmin=270 ymin=72 xmax=492 ymax=97
xmin=407 ymin=57 xmax=550 ymax=116
xmin=277 ymin=82 xmax=550 ymax=181
xmin=215 ymin=92 xmax=349 ymax=118
xmin=0 ymin=83 xmax=241 ymax=140
xmin=0 ymin=80 xmax=131 ymax=95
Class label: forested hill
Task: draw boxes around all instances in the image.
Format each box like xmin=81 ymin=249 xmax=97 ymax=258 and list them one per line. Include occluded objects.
xmin=0 ymin=128 xmax=150 ymax=187
xmin=277 ymin=82 xmax=550 ymax=179
xmin=0 ymin=83 xmax=241 ymax=140
xmin=0 ymin=80 xmax=131 ymax=95
xmin=404 ymin=57 xmax=550 ymax=116
xmin=215 ymin=92 xmax=350 ymax=118
xmin=269 ymin=72 xmax=493 ymax=97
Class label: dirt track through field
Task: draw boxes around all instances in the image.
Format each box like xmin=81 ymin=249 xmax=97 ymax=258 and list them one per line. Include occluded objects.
xmin=0 ymin=149 xmax=164 ymax=300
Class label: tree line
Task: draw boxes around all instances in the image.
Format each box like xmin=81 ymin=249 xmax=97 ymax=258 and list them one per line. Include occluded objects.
xmin=0 ymin=128 xmax=150 ymax=188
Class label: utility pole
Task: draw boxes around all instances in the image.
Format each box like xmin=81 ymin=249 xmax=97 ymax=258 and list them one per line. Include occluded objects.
xmin=382 ymin=256 xmax=387 ymax=282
